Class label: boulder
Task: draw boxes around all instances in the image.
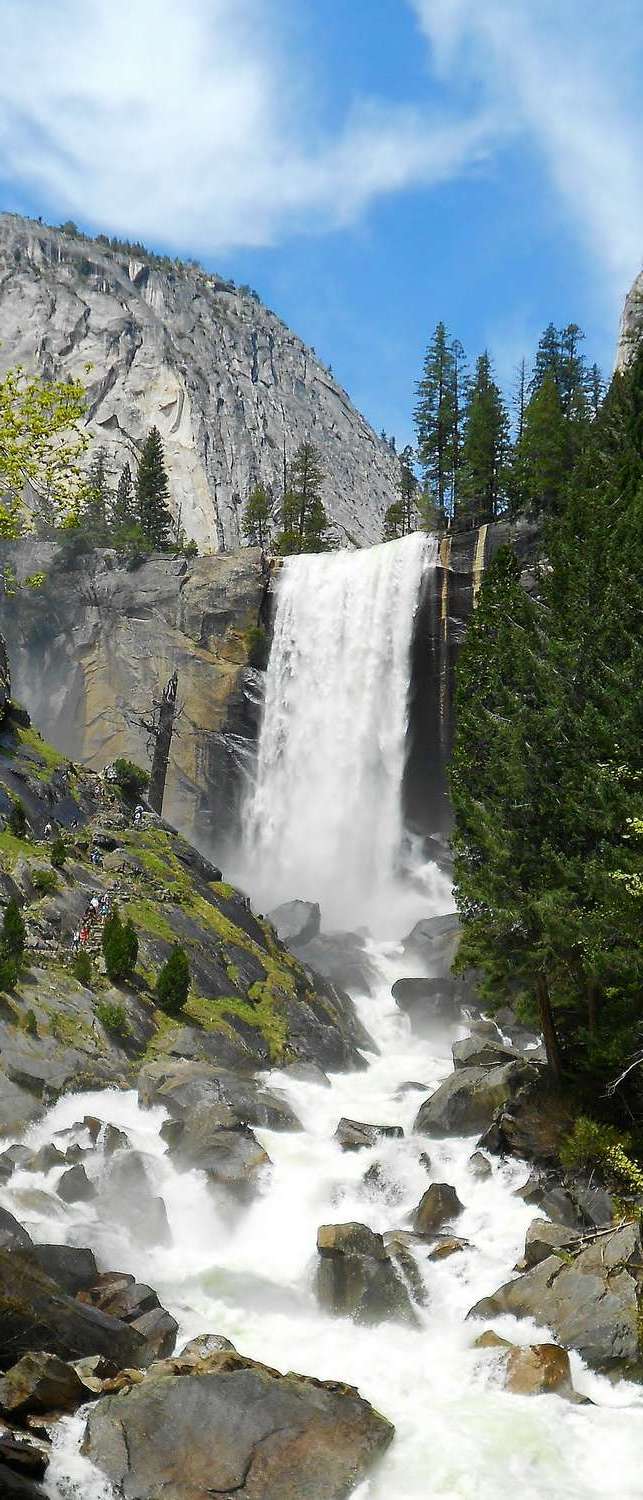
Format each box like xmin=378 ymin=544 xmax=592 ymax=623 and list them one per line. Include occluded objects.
xmin=161 ymin=1109 xmax=271 ymax=1198
xmin=452 ymin=1036 xmax=521 ymax=1070
xmin=468 ymin=1151 xmax=492 ymax=1179
xmin=428 ymin=1237 xmax=470 ymax=1261
xmin=382 ymin=1234 xmax=427 ymax=1306
xmin=400 ymin=913 xmax=461 ymax=974
xmin=130 ymin=1308 xmax=179 ymax=1361
xmin=100 ymin=1152 xmax=172 ymax=1245
xmin=468 ymin=1221 xmax=643 ymax=1371
xmin=0 ymin=1460 xmax=47 ymax=1496
xmin=334 ymin=1118 xmax=404 ymax=1151
xmin=473 ymin=1330 xmax=512 ymax=1350
xmin=0 ymin=1249 xmax=148 ymax=1370
xmin=24 ymin=1144 xmax=65 ymax=1175
xmin=391 ymin=977 xmax=462 ymax=1033
xmin=0 ymin=1146 xmax=32 ymax=1184
xmin=0 ymin=1425 xmax=48 ymax=1481
xmin=0 ymin=1209 xmax=32 ymax=1253
xmin=414 ymin=1061 xmax=537 ymax=1138
xmin=79 ymin=1274 xmax=160 ymax=1323
xmin=280 ymin=1060 xmax=331 ymax=1088
xmin=32 ymin=1244 xmax=98 ymax=1295
xmin=179 ymin=1334 xmax=236 ymax=1360
xmin=268 ymin=900 xmax=321 ymax=947
xmin=316 ymin=1222 xmax=418 ymax=1325
xmin=413 ymin=1183 xmax=464 ymax=1236
xmin=521 ymin=1219 xmax=581 ymax=1270
xmin=83 ymin=1350 xmax=395 ymax=1500
xmin=515 ymin=1169 xmax=614 ymax=1231
xmin=56 ymin=1164 xmax=95 ymax=1203
xmin=502 ymin=1343 xmax=574 ymax=1397
xmin=0 ymin=1352 xmax=88 ymax=1416
xmin=102 ymin=1124 xmax=130 ymax=1154
xmin=291 ymin=931 xmax=379 ymax=996
xmin=139 ymin=1061 xmax=301 ymax=1132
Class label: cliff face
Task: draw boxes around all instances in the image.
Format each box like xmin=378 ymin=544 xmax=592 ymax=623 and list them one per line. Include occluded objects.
xmin=0 ymin=213 xmax=400 ymax=550
xmin=616 ymin=267 xmax=643 ymax=372
xmin=0 ymin=542 xmax=267 ymax=852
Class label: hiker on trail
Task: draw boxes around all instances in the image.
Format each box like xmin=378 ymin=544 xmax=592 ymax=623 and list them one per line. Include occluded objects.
xmin=44 ymin=822 xmax=53 ymax=839
xmin=79 ymin=925 xmax=90 ymax=946
xmin=72 ymin=929 xmax=80 ymax=953
xmin=91 ymin=847 xmax=102 ymax=867
xmin=90 ymin=896 xmax=100 ymax=917
xmin=134 ymin=804 xmax=145 ymax=828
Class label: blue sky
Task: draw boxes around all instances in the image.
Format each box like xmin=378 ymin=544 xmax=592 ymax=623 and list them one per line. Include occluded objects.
xmin=1 ymin=0 xmax=642 ymax=446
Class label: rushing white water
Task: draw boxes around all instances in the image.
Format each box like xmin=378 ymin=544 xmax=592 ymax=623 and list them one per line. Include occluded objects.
xmin=3 ymin=951 xmax=643 ymax=1500
xmin=242 ymin=532 xmax=436 ymax=932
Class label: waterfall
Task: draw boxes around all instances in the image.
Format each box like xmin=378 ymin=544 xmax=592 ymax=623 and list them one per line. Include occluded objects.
xmin=242 ymin=533 xmax=437 ymax=931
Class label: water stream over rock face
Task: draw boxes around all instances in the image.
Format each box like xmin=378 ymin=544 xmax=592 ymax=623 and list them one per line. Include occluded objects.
xmin=2 ymin=536 xmax=643 ymax=1496
xmin=241 ymin=532 xmax=439 ymax=933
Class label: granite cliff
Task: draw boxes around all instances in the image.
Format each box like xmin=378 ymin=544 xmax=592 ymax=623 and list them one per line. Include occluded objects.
xmin=616 ymin=266 xmax=643 ymax=372
xmin=0 ymin=213 xmax=400 ymax=550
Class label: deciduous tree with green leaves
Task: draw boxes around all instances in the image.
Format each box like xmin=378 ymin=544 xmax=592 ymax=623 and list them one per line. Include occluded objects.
xmin=0 ymin=366 xmax=88 ymax=537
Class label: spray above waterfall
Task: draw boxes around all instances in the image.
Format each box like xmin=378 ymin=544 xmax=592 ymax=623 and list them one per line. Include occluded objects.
xmin=242 ymin=532 xmax=448 ymax=932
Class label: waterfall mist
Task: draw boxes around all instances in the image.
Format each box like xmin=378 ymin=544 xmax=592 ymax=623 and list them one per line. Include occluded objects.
xmin=241 ymin=533 xmax=448 ymax=932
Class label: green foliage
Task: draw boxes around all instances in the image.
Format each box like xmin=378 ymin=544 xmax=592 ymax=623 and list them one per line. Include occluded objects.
xmin=7 ymin=798 xmax=27 ymax=837
xmin=0 ymin=365 xmax=89 ymax=537
xmin=50 ymin=836 xmax=67 ymax=869
xmin=96 ymin=1000 xmax=130 ymax=1039
xmin=72 ymin=950 xmax=92 ymax=986
xmin=242 ymin=483 xmax=272 ymax=548
xmin=136 ymin=426 xmax=173 ymax=549
xmin=560 ymin=1117 xmax=625 ymax=1171
xmin=156 ymin=943 xmax=190 ymax=1016
xmin=31 ymin=868 xmax=59 ymax=896
xmin=458 ymin=352 xmax=510 ymax=525
xmin=111 ymin=758 xmax=150 ymax=803
xmin=0 ymin=956 xmax=20 ymax=993
xmin=275 ymin=442 xmax=330 ymax=554
xmin=245 ymin=623 xmax=268 ymax=669
xmin=414 ymin=323 xmax=465 ymax=521
xmin=2 ymin=897 xmax=25 ymax=959
xmin=102 ymin=908 xmax=139 ymax=983
xmin=24 ymin=1008 xmax=38 ymax=1037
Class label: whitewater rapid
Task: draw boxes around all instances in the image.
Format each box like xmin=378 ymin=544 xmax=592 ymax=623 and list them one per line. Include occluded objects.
xmin=3 ymin=947 xmax=643 ymax=1500
xmin=242 ymin=532 xmax=434 ymax=932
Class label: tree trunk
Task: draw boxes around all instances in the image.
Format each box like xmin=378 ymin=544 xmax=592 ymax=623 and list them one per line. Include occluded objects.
xmin=535 ymin=973 xmax=564 ymax=1084
xmin=148 ymin=672 xmax=178 ymax=817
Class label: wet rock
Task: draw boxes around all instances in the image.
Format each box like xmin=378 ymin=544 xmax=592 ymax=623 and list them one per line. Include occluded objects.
xmin=138 ymin=1060 xmax=301 ymax=1132
xmin=291 ymin=930 xmax=379 ymax=996
xmin=316 ymin=1222 xmax=418 ymax=1325
xmin=0 ymin=1146 xmax=32 ymax=1184
xmin=0 ymin=1424 xmax=48 ymax=1481
xmin=83 ymin=1348 xmax=395 ymax=1500
xmin=56 ymin=1163 xmax=95 ymax=1203
xmin=179 ymin=1333 xmax=237 ymax=1360
xmin=515 ymin=1169 xmax=613 ymax=1231
xmin=468 ymin=1151 xmax=492 ymax=1179
xmin=473 ymin=1330 xmax=512 ymax=1350
xmin=268 ymin=900 xmax=321 ymax=947
xmin=413 ymin=1182 xmax=464 ymax=1236
xmin=334 ymin=1118 xmax=404 ymax=1151
xmin=130 ymin=1308 xmax=179 ymax=1361
xmin=0 ymin=1209 xmax=33 ymax=1253
xmin=383 ymin=1234 xmax=427 ymax=1306
xmin=280 ymin=1060 xmax=331 ymax=1088
xmin=24 ymin=1144 xmax=65 ymax=1174
xmin=521 ymin=1219 xmax=581 ymax=1270
xmin=32 ymin=1244 xmax=98 ymax=1296
xmin=428 ymin=1237 xmax=470 ymax=1261
xmin=101 ymin=1152 xmax=172 ymax=1245
xmin=0 ymin=1248 xmax=148 ymax=1369
xmin=452 ymin=1037 xmax=521 ymax=1070
xmin=502 ymin=1343 xmax=574 ymax=1397
xmin=0 ymin=1352 xmax=88 ymax=1416
xmin=400 ymin=913 xmax=461 ymax=974
xmin=414 ymin=1061 xmax=538 ymax=1138
xmin=162 ymin=1108 xmax=271 ymax=1198
xmin=468 ymin=1221 xmax=643 ymax=1371
xmin=79 ymin=1274 xmax=160 ymax=1323
xmin=361 ymin=1162 xmax=403 ymax=1205
xmin=101 ymin=1124 xmax=130 ymax=1154
xmin=391 ymin=977 xmax=462 ymax=1034
xmin=0 ymin=1458 xmax=48 ymax=1496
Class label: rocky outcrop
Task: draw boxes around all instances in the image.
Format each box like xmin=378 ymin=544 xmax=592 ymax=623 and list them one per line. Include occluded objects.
xmin=0 ymin=1249 xmax=148 ymax=1370
xmin=316 ymin=1223 xmax=418 ymax=1326
xmin=0 ymin=540 xmax=266 ymax=842
xmin=469 ymin=1221 xmax=643 ymax=1372
xmin=616 ymin=268 xmax=643 ymax=372
xmin=412 ymin=1182 xmax=463 ymax=1236
xmin=0 ymin=213 xmax=400 ymax=551
xmin=83 ymin=1346 xmax=395 ymax=1500
xmin=414 ymin=1061 xmax=539 ymax=1138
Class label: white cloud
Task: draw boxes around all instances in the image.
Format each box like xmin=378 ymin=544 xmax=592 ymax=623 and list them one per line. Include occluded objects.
xmin=0 ymin=0 xmax=490 ymax=252
xmin=411 ymin=0 xmax=643 ymax=291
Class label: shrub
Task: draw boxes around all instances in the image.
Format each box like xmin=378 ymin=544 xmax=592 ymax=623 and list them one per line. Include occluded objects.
xmin=50 ymin=836 xmax=67 ymax=869
xmin=110 ymin=759 xmax=150 ymax=803
xmin=7 ymin=798 xmax=27 ymax=837
xmin=0 ymin=956 xmax=20 ymax=993
xmin=31 ymin=869 xmax=59 ymax=897
xmin=2 ymin=897 xmax=25 ymax=960
xmin=560 ymin=1116 xmax=628 ymax=1171
xmin=96 ymin=1000 xmax=130 ymax=1039
xmin=102 ymin=908 xmax=138 ymax=982
xmin=24 ymin=1009 xmax=37 ymax=1036
xmin=72 ymin=951 xmax=92 ymax=986
xmin=156 ymin=944 xmax=190 ymax=1016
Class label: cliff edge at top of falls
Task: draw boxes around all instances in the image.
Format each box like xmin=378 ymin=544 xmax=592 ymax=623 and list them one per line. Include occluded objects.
xmin=0 ymin=669 xmax=373 ymax=1137
xmin=0 ymin=211 xmax=400 ymax=552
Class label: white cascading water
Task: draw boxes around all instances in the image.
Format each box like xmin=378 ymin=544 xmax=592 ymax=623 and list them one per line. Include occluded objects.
xmin=2 ymin=535 xmax=643 ymax=1497
xmin=242 ymin=532 xmax=440 ymax=932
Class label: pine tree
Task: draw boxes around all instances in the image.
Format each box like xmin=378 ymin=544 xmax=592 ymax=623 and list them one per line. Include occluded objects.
xmin=383 ymin=499 xmax=404 ymax=540
xmin=2 ymin=898 xmax=25 ymax=960
xmin=136 ymin=427 xmax=172 ymax=550
xmin=276 ymin=442 xmax=329 ymax=554
xmin=399 ymin=446 xmax=418 ymax=532
xmin=457 ymin=353 xmax=510 ymax=525
xmin=530 ymin=323 xmax=562 ymax=396
xmin=515 ymin=373 xmax=570 ymax=516
xmin=102 ymin=908 xmax=138 ymax=983
xmin=414 ymin=323 xmax=457 ymax=521
xmin=156 ymin=944 xmax=190 ymax=1016
xmin=559 ymin=323 xmax=588 ymax=422
xmin=242 ymin=483 xmax=271 ymax=547
xmin=588 ymin=363 xmax=605 ymax=420
xmin=80 ymin=449 xmax=111 ymax=541
xmin=112 ymin=463 xmax=135 ymax=530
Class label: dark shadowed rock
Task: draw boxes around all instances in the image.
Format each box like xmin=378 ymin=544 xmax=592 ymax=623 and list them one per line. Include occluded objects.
xmin=268 ymin=900 xmax=321 ymax=947
xmin=0 ymin=1209 xmax=32 ymax=1253
xmin=83 ymin=1348 xmax=395 ymax=1500
xmin=0 ymin=1147 xmax=32 ymax=1184
xmin=0 ymin=1424 xmax=48 ymax=1481
xmin=316 ymin=1223 xmax=418 ymax=1326
xmin=0 ymin=1459 xmax=47 ymax=1496
xmin=79 ymin=1274 xmax=160 ymax=1323
xmin=414 ymin=1062 xmax=538 ymax=1138
xmin=413 ymin=1183 xmax=464 ymax=1236
xmin=291 ymin=931 xmax=379 ymax=996
xmin=334 ymin=1118 xmax=404 ymax=1151
xmin=452 ymin=1036 xmax=521 ymax=1070
xmin=0 ymin=1249 xmax=148 ymax=1370
xmin=468 ymin=1221 xmax=643 ymax=1371
xmin=32 ymin=1244 xmax=98 ymax=1296
xmin=0 ymin=1352 xmax=89 ymax=1416
xmin=56 ymin=1164 xmax=95 ymax=1203
xmin=391 ymin=977 xmax=462 ymax=1034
